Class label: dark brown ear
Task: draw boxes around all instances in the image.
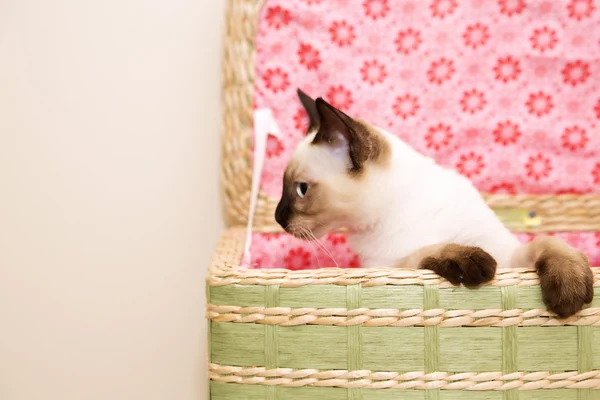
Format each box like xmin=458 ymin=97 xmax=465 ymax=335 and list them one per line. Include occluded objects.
xmin=313 ymin=98 xmax=370 ymax=171
xmin=297 ymin=88 xmax=319 ymax=133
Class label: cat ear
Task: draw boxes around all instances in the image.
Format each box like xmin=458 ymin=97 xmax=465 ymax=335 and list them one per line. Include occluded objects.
xmin=313 ymin=98 xmax=353 ymax=146
xmin=312 ymin=98 xmax=366 ymax=170
xmin=297 ymin=88 xmax=320 ymax=133
xmin=313 ymin=98 xmax=389 ymax=171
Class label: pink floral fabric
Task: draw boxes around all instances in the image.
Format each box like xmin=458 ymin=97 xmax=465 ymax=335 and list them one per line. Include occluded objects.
xmin=249 ymin=232 xmax=361 ymax=270
xmin=249 ymin=0 xmax=600 ymax=269
xmin=248 ymin=232 xmax=600 ymax=269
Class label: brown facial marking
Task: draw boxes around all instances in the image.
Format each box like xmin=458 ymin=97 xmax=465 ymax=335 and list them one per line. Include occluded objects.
xmin=531 ymin=238 xmax=594 ymax=319
xmin=274 ymin=173 xmax=294 ymax=229
xmin=355 ymin=119 xmax=391 ymax=167
xmin=419 ymin=244 xmax=497 ymax=287
xmin=274 ymin=165 xmax=327 ymax=234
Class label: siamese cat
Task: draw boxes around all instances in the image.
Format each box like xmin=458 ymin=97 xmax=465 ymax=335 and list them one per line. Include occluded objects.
xmin=275 ymin=89 xmax=593 ymax=318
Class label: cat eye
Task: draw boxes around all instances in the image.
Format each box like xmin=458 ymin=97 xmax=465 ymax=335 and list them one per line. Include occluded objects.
xmin=296 ymin=182 xmax=309 ymax=198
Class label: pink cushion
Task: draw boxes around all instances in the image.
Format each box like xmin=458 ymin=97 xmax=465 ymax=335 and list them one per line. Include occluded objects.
xmin=249 ymin=0 xmax=600 ymax=268
xmin=249 ymin=232 xmax=600 ymax=269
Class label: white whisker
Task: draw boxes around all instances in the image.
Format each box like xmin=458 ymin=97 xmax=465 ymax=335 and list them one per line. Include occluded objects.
xmin=288 ymin=220 xmax=339 ymax=268
xmin=307 ymin=228 xmax=339 ymax=268
xmin=300 ymin=227 xmax=322 ymax=269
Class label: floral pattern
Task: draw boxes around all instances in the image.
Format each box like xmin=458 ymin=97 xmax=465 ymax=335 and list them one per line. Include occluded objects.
xmin=426 ymin=123 xmax=453 ymax=150
xmin=329 ymin=20 xmax=356 ymax=47
xmin=561 ymin=125 xmax=588 ymax=151
xmin=567 ymin=0 xmax=596 ymax=20
xmin=297 ymin=43 xmax=321 ymax=70
xmin=490 ymin=182 xmax=517 ymax=194
xmin=363 ymin=0 xmax=390 ymax=20
xmin=395 ymin=28 xmax=422 ymax=54
xmin=266 ymin=136 xmax=284 ymax=158
xmin=593 ymin=163 xmax=600 ymax=184
xmin=430 ymin=0 xmax=459 ymax=19
xmin=283 ymin=247 xmax=312 ymax=270
xmin=530 ymin=26 xmax=559 ymax=53
xmin=493 ymin=121 xmax=522 ymax=145
xmin=360 ymin=59 xmax=387 ymax=85
xmin=494 ymin=56 xmax=521 ymax=83
xmin=293 ymin=108 xmax=308 ymax=132
xmin=460 ymin=89 xmax=487 ymax=114
xmin=265 ymin=5 xmax=291 ymax=29
xmin=263 ymin=67 xmax=290 ymax=93
xmin=562 ymin=60 xmax=591 ymax=86
xmin=252 ymin=0 xmax=600 ymax=269
xmin=393 ymin=94 xmax=420 ymax=120
xmin=498 ymin=0 xmax=526 ymax=16
xmin=525 ymin=153 xmax=552 ymax=181
xmin=463 ymin=23 xmax=490 ymax=49
xmin=457 ymin=152 xmax=485 ymax=178
xmin=249 ymin=232 xmax=600 ymax=269
xmin=326 ymin=85 xmax=353 ymax=110
xmin=525 ymin=91 xmax=554 ymax=117
xmin=427 ymin=57 xmax=456 ymax=85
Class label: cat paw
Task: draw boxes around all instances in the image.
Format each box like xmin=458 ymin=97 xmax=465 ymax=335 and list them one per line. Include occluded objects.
xmin=537 ymin=250 xmax=594 ymax=319
xmin=420 ymin=244 xmax=497 ymax=287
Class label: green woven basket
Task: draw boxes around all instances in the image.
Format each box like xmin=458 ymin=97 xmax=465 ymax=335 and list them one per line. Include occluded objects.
xmin=207 ymin=229 xmax=600 ymax=399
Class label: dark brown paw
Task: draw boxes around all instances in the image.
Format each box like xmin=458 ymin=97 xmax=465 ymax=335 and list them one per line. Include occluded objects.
xmin=420 ymin=244 xmax=497 ymax=287
xmin=537 ymin=250 xmax=594 ymax=319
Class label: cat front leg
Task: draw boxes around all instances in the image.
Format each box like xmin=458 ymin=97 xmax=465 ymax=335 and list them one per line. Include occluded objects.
xmin=510 ymin=236 xmax=593 ymax=318
xmin=397 ymin=243 xmax=497 ymax=287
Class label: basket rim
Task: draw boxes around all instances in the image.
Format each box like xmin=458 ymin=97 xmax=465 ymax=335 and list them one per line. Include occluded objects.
xmin=207 ymin=227 xmax=600 ymax=287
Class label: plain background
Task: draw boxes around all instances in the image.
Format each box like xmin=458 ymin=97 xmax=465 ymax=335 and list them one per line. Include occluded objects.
xmin=0 ymin=1 xmax=226 ymax=399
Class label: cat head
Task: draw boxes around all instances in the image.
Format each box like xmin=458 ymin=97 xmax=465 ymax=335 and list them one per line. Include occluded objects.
xmin=274 ymin=89 xmax=391 ymax=239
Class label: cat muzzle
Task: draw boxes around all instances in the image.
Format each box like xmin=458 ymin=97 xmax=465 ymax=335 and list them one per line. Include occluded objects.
xmin=274 ymin=200 xmax=290 ymax=230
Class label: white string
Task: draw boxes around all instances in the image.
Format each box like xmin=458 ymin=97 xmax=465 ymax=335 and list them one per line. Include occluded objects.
xmin=241 ymin=108 xmax=282 ymax=268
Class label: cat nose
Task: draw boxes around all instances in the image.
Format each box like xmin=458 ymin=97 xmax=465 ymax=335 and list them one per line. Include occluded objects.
xmin=275 ymin=201 xmax=289 ymax=229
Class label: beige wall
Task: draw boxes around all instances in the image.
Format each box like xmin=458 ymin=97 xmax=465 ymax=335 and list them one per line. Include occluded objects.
xmin=0 ymin=1 xmax=225 ymax=399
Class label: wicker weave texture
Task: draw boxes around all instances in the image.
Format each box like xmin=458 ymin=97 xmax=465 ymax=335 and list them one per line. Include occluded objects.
xmin=210 ymin=366 xmax=600 ymax=390
xmin=221 ymin=0 xmax=269 ymax=227
xmin=210 ymin=382 xmax=597 ymax=400
xmin=207 ymin=228 xmax=600 ymax=398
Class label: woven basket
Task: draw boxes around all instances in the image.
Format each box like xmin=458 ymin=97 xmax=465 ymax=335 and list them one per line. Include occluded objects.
xmin=209 ymin=1 xmax=600 ymax=398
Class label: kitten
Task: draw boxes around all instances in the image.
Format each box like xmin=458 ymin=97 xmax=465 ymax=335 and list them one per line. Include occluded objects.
xmin=274 ymin=89 xmax=594 ymax=318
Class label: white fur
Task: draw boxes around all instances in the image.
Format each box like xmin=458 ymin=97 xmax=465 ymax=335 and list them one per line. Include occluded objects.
xmin=292 ymin=127 xmax=523 ymax=268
